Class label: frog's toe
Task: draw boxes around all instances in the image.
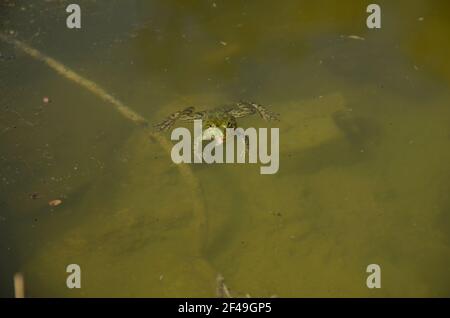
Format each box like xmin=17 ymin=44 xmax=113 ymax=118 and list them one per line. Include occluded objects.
xmin=154 ymin=119 xmax=173 ymax=132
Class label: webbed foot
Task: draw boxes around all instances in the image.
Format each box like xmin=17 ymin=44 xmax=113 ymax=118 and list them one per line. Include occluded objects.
xmin=154 ymin=107 xmax=195 ymax=132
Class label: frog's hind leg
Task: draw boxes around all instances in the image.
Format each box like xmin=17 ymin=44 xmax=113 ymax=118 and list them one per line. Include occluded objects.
xmin=238 ymin=101 xmax=279 ymax=121
xmin=179 ymin=110 xmax=205 ymax=121
xmin=154 ymin=107 xmax=195 ymax=131
xmin=227 ymin=102 xmax=257 ymax=118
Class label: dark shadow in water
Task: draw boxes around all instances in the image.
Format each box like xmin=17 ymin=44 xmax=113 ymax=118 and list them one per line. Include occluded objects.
xmin=332 ymin=110 xmax=381 ymax=148
xmin=282 ymin=112 xmax=381 ymax=176
xmin=284 ymin=138 xmax=366 ymax=176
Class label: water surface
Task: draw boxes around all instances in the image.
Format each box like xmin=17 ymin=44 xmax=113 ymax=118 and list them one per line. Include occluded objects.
xmin=1 ymin=0 xmax=450 ymax=297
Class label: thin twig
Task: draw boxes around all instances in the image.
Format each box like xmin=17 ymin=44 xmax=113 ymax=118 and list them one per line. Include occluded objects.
xmin=13 ymin=272 xmax=25 ymax=298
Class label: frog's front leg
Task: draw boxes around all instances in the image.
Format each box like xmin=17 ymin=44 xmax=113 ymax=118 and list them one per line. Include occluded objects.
xmin=154 ymin=107 xmax=195 ymax=132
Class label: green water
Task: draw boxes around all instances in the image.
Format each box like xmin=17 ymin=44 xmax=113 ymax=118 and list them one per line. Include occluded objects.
xmin=1 ymin=0 xmax=450 ymax=297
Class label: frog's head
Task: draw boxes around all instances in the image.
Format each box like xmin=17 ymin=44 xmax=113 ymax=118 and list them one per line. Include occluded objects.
xmin=202 ymin=113 xmax=237 ymax=143
xmin=203 ymin=113 xmax=237 ymax=131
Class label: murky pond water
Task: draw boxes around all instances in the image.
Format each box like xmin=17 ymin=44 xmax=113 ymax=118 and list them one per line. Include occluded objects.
xmin=1 ymin=0 xmax=450 ymax=297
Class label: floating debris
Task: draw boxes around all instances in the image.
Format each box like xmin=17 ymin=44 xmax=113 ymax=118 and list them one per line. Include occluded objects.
xmin=29 ymin=192 xmax=40 ymax=200
xmin=216 ymin=274 xmax=232 ymax=298
xmin=48 ymin=199 xmax=62 ymax=207
xmin=341 ymin=34 xmax=365 ymax=41
xmin=216 ymin=274 xmax=277 ymax=298
xmin=42 ymin=96 xmax=50 ymax=104
xmin=13 ymin=273 xmax=25 ymax=298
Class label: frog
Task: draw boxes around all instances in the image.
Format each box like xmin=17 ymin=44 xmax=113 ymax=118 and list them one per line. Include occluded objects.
xmin=154 ymin=100 xmax=279 ymax=138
